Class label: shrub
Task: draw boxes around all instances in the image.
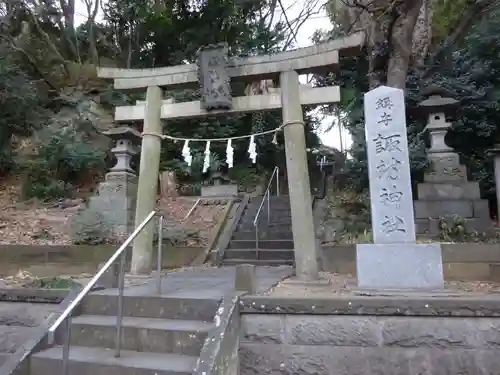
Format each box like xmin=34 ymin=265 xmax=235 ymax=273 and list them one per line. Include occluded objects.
xmin=23 ymin=179 xmax=73 ymax=200
xmin=22 ymin=124 xmax=107 ymax=199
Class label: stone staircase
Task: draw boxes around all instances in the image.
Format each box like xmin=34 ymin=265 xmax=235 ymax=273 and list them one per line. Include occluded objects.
xmin=222 ymin=195 xmax=295 ymax=266
xmin=30 ymin=290 xmax=219 ymax=375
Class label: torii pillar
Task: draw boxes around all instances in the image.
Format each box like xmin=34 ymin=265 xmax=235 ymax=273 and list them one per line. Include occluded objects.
xmin=131 ymin=86 xmax=162 ymax=274
xmin=281 ymin=70 xmax=319 ymax=281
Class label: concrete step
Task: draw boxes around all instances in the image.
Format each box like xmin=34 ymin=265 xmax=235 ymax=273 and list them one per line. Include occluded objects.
xmin=232 ymin=230 xmax=293 ymax=241
xmin=239 ymin=216 xmax=292 ymax=225
xmin=238 ymin=222 xmax=292 ymax=231
xmin=69 ymin=315 xmax=212 ymax=356
xmin=224 ymin=249 xmax=294 ymax=261
xmin=249 ymin=196 xmax=290 ymax=203
xmin=245 ymin=201 xmax=292 ymax=215
xmin=30 ymin=346 xmax=197 ymax=375
xmin=228 ymin=239 xmax=294 ymax=249
xmin=221 ymin=258 xmax=294 ymax=266
xmin=82 ymin=293 xmax=218 ymax=321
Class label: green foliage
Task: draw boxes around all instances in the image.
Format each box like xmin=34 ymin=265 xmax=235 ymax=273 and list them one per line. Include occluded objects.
xmin=438 ymin=215 xmax=468 ymax=242
xmin=432 ymin=0 xmax=470 ymax=44
xmin=228 ymin=166 xmax=261 ymax=191
xmin=312 ymin=10 xmax=500 ymax=203
xmin=0 ymin=46 xmax=46 ymax=175
xmin=424 ymin=10 xmax=500 ymax=199
xmin=0 ymin=0 xmax=320 ymax=201
xmin=22 ymin=123 xmax=107 ymax=199
xmin=23 ymin=180 xmax=73 ymax=200
xmin=27 ymin=277 xmax=79 ymax=289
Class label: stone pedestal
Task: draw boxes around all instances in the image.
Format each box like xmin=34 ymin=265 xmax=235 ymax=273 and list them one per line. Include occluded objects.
xmin=357 ymin=243 xmax=444 ymax=289
xmin=415 ymin=153 xmax=491 ymax=234
xmin=201 ymin=171 xmax=239 ymax=197
xmin=201 ymin=184 xmax=238 ymax=197
xmin=414 ymin=101 xmax=491 ymax=235
xmin=88 ymin=172 xmax=138 ymax=236
xmin=73 ymin=126 xmax=141 ymax=240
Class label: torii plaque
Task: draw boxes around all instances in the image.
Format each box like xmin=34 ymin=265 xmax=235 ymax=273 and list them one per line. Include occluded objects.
xmin=196 ymin=43 xmax=232 ymax=110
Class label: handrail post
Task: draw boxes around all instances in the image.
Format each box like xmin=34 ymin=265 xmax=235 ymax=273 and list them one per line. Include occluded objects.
xmin=276 ymin=167 xmax=279 ymax=196
xmin=266 ymin=192 xmax=270 ymax=225
xmin=255 ymin=222 xmax=259 ymax=249
xmin=62 ymin=314 xmax=72 ymax=375
xmin=115 ymin=250 xmax=126 ymax=357
xmin=157 ymin=215 xmax=163 ymax=295
xmin=253 ymin=166 xmax=280 ymax=248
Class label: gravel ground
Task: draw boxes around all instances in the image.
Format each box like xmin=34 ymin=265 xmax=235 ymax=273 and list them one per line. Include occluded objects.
xmin=265 ymin=271 xmax=500 ymax=297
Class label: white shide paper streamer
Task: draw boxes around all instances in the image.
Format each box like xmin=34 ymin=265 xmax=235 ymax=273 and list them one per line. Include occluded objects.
xmin=248 ymin=135 xmax=257 ymax=164
xmin=226 ymin=139 xmax=234 ymax=168
xmin=182 ymin=140 xmax=192 ymax=167
xmin=203 ymin=141 xmax=211 ymax=173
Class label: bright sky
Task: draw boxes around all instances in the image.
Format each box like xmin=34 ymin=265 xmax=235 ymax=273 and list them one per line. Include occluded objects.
xmin=285 ymin=0 xmax=352 ymax=151
xmin=74 ymin=0 xmax=351 ymax=151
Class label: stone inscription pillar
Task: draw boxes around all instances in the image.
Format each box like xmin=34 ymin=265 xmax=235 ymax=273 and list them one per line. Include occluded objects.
xmin=364 ymin=86 xmax=416 ymax=244
xmin=131 ymin=86 xmax=162 ymax=274
xmin=280 ymin=70 xmax=319 ymax=281
xmin=356 ymin=86 xmax=443 ymax=290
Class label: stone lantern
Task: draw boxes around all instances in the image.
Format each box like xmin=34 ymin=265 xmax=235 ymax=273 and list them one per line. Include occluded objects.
xmin=419 ymin=85 xmax=458 ymax=157
xmin=84 ymin=126 xmax=142 ymax=236
xmin=414 ymin=86 xmax=492 ymax=235
xmin=103 ymin=126 xmax=141 ymax=175
xmin=210 ymin=171 xmax=231 ymax=186
xmin=201 ymin=171 xmax=238 ymax=197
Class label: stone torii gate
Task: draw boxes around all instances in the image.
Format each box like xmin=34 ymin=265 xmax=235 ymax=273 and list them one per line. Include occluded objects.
xmin=97 ymin=33 xmax=363 ymax=280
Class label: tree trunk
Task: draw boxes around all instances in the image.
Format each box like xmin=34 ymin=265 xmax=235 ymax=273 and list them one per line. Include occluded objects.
xmin=386 ymin=0 xmax=424 ymax=89
xmin=412 ymin=0 xmax=434 ymax=66
xmin=337 ymin=0 xmax=427 ymax=89
xmin=160 ymin=171 xmax=178 ymax=201
xmin=85 ymin=0 xmax=101 ymax=65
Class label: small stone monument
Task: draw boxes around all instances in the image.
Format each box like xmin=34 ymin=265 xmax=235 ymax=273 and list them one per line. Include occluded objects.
xmin=356 ymin=86 xmax=444 ymax=290
xmin=414 ymin=86 xmax=491 ymax=234
xmin=201 ymin=171 xmax=238 ymax=197
xmin=85 ymin=126 xmax=141 ymax=236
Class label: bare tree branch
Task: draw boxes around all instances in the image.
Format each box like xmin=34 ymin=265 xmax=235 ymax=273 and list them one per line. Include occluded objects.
xmin=279 ymin=0 xmax=324 ymax=50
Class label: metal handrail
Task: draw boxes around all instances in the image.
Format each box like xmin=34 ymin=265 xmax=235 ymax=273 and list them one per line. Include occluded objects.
xmin=183 ymin=198 xmax=201 ymax=221
xmin=253 ymin=167 xmax=279 ymax=248
xmin=47 ymin=210 xmax=163 ymax=374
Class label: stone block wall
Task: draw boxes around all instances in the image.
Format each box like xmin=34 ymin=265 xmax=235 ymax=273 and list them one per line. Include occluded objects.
xmin=240 ymin=314 xmax=500 ymax=375
xmin=194 ymin=295 xmax=240 ymax=375
xmin=319 ymin=243 xmax=500 ymax=282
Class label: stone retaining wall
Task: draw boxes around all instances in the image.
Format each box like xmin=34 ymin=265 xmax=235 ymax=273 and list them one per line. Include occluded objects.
xmin=241 ymin=314 xmax=500 ymax=375
xmin=195 ymin=294 xmax=240 ymax=375
xmin=239 ymin=296 xmax=500 ymax=375
xmin=0 ymin=245 xmax=203 ymax=277
xmin=321 ymin=243 xmax=500 ymax=281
